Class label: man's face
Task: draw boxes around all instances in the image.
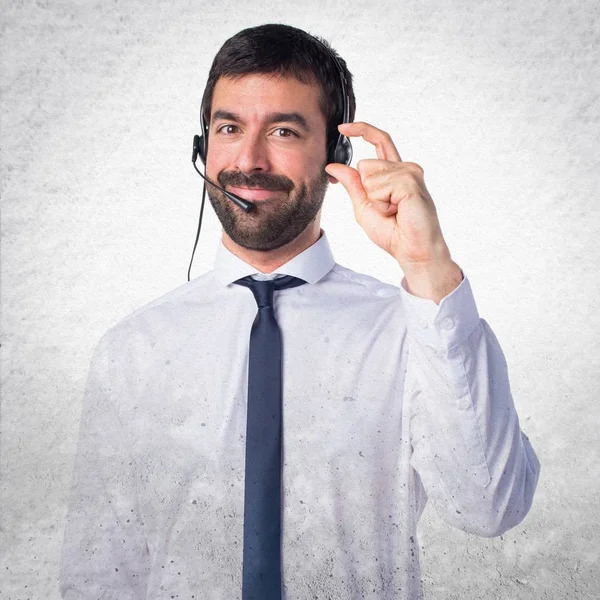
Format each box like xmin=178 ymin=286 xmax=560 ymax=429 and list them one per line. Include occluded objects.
xmin=205 ymin=73 xmax=330 ymax=251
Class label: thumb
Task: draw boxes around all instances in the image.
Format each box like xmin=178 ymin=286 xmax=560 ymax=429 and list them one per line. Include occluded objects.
xmin=325 ymin=163 xmax=369 ymax=216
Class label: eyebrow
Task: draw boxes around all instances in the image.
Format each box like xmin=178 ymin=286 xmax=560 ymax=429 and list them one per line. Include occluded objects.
xmin=211 ymin=109 xmax=311 ymax=132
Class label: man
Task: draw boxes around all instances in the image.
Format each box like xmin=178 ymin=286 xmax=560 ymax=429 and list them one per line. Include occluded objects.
xmin=60 ymin=23 xmax=540 ymax=600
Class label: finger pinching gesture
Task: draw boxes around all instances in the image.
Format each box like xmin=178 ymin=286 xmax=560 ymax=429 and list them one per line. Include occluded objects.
xmin=325 ymin=122 xmax=459 ymax=284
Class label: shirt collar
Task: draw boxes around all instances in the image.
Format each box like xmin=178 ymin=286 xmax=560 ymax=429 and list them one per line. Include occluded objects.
xmin=213 ymin=228 xmax=335 ymax=286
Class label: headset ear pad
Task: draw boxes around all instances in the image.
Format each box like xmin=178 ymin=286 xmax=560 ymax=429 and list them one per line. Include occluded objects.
xmin=197 ymin=133 xmax=207 ymax=165
xmin=328 ymin=133 xmax=353 ymax=166
xmin=196 ymin=107 xmax=209 ymax=165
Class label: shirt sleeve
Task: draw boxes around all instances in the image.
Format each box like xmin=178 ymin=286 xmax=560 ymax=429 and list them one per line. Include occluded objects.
xmin=400 ymin=270 xmax=541 ymax=537
xmin=59 ymin=331 xmax=151 ymax=599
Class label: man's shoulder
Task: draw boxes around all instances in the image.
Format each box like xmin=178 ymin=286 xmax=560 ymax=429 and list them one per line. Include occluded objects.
xmin=329 ymin=262 xmax=401 ymax=300
xmin=100 ymin=269 xmax=219 ymax=343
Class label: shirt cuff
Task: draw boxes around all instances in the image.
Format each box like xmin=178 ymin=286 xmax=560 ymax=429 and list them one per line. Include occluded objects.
xmin=400 ymin=270 xmax=480 ymax=349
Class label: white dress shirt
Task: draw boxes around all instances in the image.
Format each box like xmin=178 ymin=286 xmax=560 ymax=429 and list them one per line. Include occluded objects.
xmin=60 ymin=228 xmax=540 ymax=600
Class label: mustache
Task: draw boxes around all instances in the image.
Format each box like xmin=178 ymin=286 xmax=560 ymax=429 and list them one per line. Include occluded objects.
xmin=217 ymin=171 xmax=294 ymax=193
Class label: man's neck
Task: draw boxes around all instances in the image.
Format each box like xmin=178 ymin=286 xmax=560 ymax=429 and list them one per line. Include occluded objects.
xmin=223 ymin=223 xmax=322 ymax=274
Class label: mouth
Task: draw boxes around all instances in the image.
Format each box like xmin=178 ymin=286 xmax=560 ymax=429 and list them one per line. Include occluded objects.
xmin=227 ymin=186 xmax=285 ymax=201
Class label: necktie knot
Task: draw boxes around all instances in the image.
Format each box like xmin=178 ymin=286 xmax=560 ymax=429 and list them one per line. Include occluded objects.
xmin=233 ymin=275 xmax=307 ymax=309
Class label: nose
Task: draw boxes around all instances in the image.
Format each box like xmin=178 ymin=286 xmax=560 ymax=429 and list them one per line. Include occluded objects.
xmin=234 ymin=130 xmax=271 ymax=173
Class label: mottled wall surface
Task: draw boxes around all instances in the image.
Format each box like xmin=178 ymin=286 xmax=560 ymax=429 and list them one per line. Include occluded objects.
xmin=1 ymin=0 xmax=598 ymax=598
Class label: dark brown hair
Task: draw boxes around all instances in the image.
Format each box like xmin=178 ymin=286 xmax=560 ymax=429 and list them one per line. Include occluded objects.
xmin=201 ymin=24 xmax=356 ymax=151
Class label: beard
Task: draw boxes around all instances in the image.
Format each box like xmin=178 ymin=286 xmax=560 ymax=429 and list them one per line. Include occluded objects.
xmin=206 ymin=167 xmax=330 ymax=251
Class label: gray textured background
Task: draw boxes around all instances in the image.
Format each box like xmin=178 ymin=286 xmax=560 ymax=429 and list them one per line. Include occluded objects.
xmin=1 ymin=0 xmax=599 ymax=598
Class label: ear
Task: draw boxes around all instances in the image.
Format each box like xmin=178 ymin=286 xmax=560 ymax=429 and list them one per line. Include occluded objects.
xmin=327 ymin=174 xmax=339 ymax=184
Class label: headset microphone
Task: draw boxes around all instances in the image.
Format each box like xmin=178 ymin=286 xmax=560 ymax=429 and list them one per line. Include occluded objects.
xmin=191 ymin=135 xmax=254 ymax=212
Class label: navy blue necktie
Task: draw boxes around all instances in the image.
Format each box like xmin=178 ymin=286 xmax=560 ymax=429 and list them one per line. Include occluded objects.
xmin=233 ymin=274 xmax=307 ymax=600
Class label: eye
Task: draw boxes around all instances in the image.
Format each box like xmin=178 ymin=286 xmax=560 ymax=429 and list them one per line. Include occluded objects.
xmin=273 ymin=128 xmax=298 ymax=138
xmin=217 ymin=124 xmax=240 ymax=135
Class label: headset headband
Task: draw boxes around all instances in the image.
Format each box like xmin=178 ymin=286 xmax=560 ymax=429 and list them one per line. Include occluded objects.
xmin=309 ymin=34 xmax=349 ymax=126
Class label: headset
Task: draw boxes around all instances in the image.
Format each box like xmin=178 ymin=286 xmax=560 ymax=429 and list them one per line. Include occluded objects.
xmin=188 ymin=33 xmax=353 ymax=280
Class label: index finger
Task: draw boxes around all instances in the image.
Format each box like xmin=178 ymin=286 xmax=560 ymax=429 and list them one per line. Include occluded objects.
xmin=338 ymin=121 xmax=403 ymax=162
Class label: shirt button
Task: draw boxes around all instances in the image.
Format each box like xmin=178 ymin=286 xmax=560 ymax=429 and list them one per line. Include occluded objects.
xmin=420 ymin=319 xmax=429 ymax=329
xmin=440 ymin=317 xmax=455 ymax=330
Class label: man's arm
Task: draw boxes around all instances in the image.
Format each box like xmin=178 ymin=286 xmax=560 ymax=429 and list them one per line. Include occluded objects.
xmin=323 ymin=119 xmax=539 ymax=535
xmin=60 ymin=331 xmax=151 ymax=599
xmin=401 ymin=272 xmax=540 ymax=537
